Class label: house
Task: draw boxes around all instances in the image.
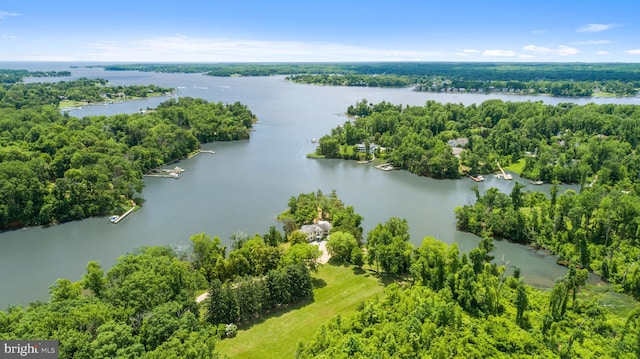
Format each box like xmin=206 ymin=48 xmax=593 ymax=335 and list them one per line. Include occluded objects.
xmin=447 ymin=137 xmax=469 ymax=148
xmin=356 ymin=143 xmax=379 ymax=154
xmin=452 ymin=147 xmax=464 ymax=158
xmin=300 ymin=220 xmax=332 ymax=241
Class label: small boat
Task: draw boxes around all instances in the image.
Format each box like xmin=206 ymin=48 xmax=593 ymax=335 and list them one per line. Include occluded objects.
xmin=311 ymin=138 xmax=317 ymax=143
xmin=530 ymin=180 xmax=544 ymax=185
xmin=109 ymin=215 xmax=119 ymax=223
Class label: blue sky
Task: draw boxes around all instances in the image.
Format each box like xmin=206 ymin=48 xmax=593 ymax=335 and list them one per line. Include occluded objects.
xmin=1 ymin=0 xmax=639 ymax=62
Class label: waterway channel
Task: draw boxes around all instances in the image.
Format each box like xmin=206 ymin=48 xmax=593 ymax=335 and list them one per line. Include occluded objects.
xmin=1 ymin=63 xmax=637 ymax=307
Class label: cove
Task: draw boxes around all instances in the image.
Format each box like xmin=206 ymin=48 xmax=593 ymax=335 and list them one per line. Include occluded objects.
xmin=1 ymin=64 xmax=636 ymax=307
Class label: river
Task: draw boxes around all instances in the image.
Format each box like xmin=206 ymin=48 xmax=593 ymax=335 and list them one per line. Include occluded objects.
xmin=1 ymin=63 xmax=637 ymax=307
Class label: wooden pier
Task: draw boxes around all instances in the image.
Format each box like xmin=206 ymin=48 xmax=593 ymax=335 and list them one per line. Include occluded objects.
xmin=144 ymin=166 xmax=184 ymax=179
xmin=187 ymin=149 xmax=216 ymax=159
xmin=495 ymin=161 xmax=512 ymax=180
xmin=112 ymin=206 xmax=136 ymax=224
xmin=467 ymin=174 xmax=485 ymax=182
xmin=143 ymin=174 xmax=180 ymax=179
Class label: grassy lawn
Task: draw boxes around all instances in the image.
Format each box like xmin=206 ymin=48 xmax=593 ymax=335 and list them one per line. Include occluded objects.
xmin=504 ymin=158 xmax=526 ymax=175
xmin=579 ymin=282 xmax=639 ymax=317
xmin=215 ymin=263 xmax=386 ymax=358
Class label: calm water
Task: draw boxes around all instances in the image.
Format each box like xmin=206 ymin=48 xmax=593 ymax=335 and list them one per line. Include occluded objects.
xmin=1 ymin=63 xmax=634 ymax=307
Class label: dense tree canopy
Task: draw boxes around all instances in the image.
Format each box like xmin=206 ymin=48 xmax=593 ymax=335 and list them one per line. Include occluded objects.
xmin=456 ymin=182 xmax=640 ymax=299
xmin=314 ymin=99 xmax=640 ymax=183
xmin=0 ymin=90 xmax=256 ymax=228
xmin=298 ymin=237 xmax=639 ymax=358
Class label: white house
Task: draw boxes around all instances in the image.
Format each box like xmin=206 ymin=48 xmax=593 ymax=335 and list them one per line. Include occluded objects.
xmin=300 ymin=221 xmax=332 ymax=241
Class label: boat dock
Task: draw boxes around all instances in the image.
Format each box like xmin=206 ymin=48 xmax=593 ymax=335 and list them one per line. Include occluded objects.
xmin=111 ymin=206 xmax=136 ymax=224
xmin=495 ymin=161 xmax=512 ymax=180
xmin=187 ymin=149 xmax=216 ymax=159
xmin=144 ymin=166 xmax=185 ymax=179
xmin=375 ymin=163 xmax=395 ymax=171
xmin=467 ymin=174 xmax=485 ymax=182
xmin=143 ymin=173 xmax=180 ymax=179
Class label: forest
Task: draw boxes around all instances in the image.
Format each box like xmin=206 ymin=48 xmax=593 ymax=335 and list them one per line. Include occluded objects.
xmin=314 ymin=99 xmax=640 ymax=184
xmin=312 ymin=99 xmax=640 ymax=298
xmin=0 ymin=76 xmax=173 ymax=109
xmin=454 ymin=182 xmax=640 ymax=300
xmin=0 ymin=69 xmax=70 ymax=84
xmin=2 ymin=191 xmax=638 ymax=358
xmin=0 ymin=79 xmax=256 ymax=228
xmin=102 ymin=62 xmax=640 ymax=96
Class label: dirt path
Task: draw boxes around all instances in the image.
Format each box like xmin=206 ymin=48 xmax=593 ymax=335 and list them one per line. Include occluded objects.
xmin=313 ymin=240 xmax=331 ymax=264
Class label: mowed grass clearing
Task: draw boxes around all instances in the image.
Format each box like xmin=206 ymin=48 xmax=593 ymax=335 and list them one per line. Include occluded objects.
xmin=504 ymin=158 xmax=526 ymax=175
xmin=215 ymin=264 xmax=386 ymax=358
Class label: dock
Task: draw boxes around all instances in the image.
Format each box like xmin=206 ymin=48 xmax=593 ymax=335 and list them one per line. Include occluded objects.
xmin=467 ymin=174 xmax=485 ymax=182
xmin=495 ymin=161 xmax=512 ymax=180
xmin=143 ymin=173 xmax=180 ymax=179
xmin=112 ymin=206 xmax=135 ymax=224
xmin=375 ymin=163 xmax=395 ymax=171
xmin=187 ymin=149 xmax=216 ymax=159
xmin=144 ymin=166 xmax=184 ymax=179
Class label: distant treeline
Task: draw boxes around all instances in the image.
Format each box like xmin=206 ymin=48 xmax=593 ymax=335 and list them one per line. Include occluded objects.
xmin=0 ymin=69 xmax=71 ymax=84
xmin=0 ymin=77 xmax=173 ymax=109
xmin=102 ymin=62 xmax=640 ymax=96
xmin=102 ymin=62 xmax=640 ymax=81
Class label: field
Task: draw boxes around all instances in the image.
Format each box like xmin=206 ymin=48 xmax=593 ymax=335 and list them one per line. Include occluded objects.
xmin=504 ymin=158 xmax=526 ymax=175
xmin=215 ymin=263 xmax=387 ymax=358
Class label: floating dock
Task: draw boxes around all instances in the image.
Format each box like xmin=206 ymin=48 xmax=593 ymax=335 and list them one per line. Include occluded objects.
xmin=375 ymin=163 xmax=395 ymax=171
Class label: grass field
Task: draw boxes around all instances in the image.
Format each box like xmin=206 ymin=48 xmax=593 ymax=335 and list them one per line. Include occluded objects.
xmin=214 ymin=263 xmax=387 ymax=358
xmin=504 ymin=158 xmax=526 ymax=175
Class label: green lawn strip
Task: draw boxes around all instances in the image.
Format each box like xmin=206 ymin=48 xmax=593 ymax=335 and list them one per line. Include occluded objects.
xmin=215 ymin=264 xmax=386 ymax=358
xmin=504 ymin=158 xmax=526 ymax=175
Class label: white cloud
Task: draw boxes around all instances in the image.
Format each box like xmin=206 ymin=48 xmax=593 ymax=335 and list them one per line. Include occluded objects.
xmin=596 ymin=51 xmax=610 ymax=55
xmin=1 ymin=35 xmax=16 ymax=39
xmin=522 ymin=45 xmax=579 ymax=56
xmin=531 ymin=30 xmax=545 ymax=34
xmin=75 ymin=35 xmax=447 ymax=62
xmin=0 ymin=11 xmax=19 ymax=19
xmin=455 ymin=49 xmax=480 ymax=57
xmin=483 ymin=49 xmax=517 ymax=57
xmin=577 ymin=23 xmax=619 ymax=33
xmin=626 ymin=49 xmax=640 ymax=55
xmin=571 ymin=40 xmax=611 ymax=45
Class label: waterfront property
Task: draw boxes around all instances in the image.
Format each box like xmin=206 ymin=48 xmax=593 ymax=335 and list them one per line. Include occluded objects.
xmin=300 ymin=221 xmax=332 ymax=241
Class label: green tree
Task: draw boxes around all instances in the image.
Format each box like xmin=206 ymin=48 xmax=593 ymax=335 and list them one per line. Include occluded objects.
xmin=49 ymin=278 xmax=81 ymax=302
xmin=189 ymin=233 xmax=226 ymax=283
xmin=326 ymin=231 xmax=358 ymax=263
xmin=366 ymin=217 xmax=413 ymax=275
xmin=83 ymin=261 xmax=106 ymax=298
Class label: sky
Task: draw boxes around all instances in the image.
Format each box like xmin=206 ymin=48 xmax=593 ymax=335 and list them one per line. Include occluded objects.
xmin=1 ymin=0 xmax=639 ymax=63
